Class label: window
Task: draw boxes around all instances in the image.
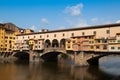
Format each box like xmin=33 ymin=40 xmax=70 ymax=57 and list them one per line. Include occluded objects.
xmin=68 ymin=41 xmax=70 ymax=43
xmin=93 ymin=31 xmax=96 ymax=35
xmin=10 ymin=45 xmax=12 ymax=48
xmin=9 ymin=41 xmax=11 ymax=44
xmin=82 ymin=32 xmax=85 ymax=36
xmin=103 ymin=45 xmax=107 ymax=50
xmin=68 ymin=46 xmax=70 ymax=48
xmin=96 ymin=40 xmax=100 ymax=43
xmin=106 ymin=30 xmax=110 ymax=34
xmin=90 ymin=46 xmax=94 ymax=49
xmin=72 ymin=40 xmax=75 ymax=43
xmin=118 ymin=47 xmax=120 ymax=50
xmin=47 ymin=35 xmax=49 ymax=37
xmin=5 ymin=36 xmax=8 ymax=39
xmin=111 ymin=47 xmax=115 ymax=50
xmin=10 ymin=37 xmax=12 ymax=39
xmin=71 ymin=33 xmax=74 ymax=37
xmin=40 ymin=35 xmax=42 ymax=38
xmin=73 ymin=45 xmax=77 ymax=48
xmin=118 ymin=40 xmax=120 ymax=43
xmin=89 ymin=41 xmax=94 ymax=44
xmin=54 ymin=34 xmax=56 ymax=37
xmin=35 ymin=46 xmax=37 ymax=48
xmin=102 ymin=39 xmax=107 ymax=43
xmin=96 ymin=45 xmax=100 ymax=49
xmin=63 ymin=33 xmax=65 ymax=36
xmin=5 ymin=44 xmax=7 ymax=47
xmin=92 ymin=41 xmax=94 ymax=44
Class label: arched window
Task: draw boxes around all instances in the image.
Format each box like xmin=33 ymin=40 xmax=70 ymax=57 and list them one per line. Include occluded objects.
xmin=60 ymin=39 xmax=66 ymax=48
xmin=52 ymin=39 xmax=59 ymax=48
xmin=45 ymin=39 xmax=51 ymax=48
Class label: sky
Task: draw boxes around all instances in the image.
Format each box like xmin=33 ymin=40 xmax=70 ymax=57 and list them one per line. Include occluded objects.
xmin=0 ymin=0 xmax=120 ymax=31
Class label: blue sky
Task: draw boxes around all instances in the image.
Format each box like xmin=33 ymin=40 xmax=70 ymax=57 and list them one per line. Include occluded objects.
xmin=0 ymin=0 xmax=120 ymax=31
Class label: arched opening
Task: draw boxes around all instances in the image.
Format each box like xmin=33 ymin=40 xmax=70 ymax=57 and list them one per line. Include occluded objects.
xmin=45 ymin=39 xmax=51 ymax=48
xmin=41 ymin=52 xmax=68 ymax=62
xmin=52 ymin=39 xmax=59 ymax=48
xmin=14 ymin=52 xmax=29 ymax=60
xmin=60 ymin=39 xmax=66 ymax=48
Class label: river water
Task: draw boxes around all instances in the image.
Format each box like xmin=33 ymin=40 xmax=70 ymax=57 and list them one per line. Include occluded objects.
xmin=0 ymin=55 xmax=120 ymax=80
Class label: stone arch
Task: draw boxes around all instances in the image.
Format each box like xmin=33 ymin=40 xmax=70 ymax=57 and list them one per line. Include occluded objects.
xmin=13 ymin=51 xmax=29 ymax=60
xmin=41 ymin=51 xmax=68 ymax=62
xmin=60 ymin=38 xmax=66 ymax=48
xmin=45 ymin=39 xmax=51 ymax=48
xmin=52 ymin=39 xmax=59 ymax=48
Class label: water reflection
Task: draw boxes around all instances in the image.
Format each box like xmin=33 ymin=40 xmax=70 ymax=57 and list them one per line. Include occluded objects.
xmin=0 ymin=55 xmax=120 ymax=80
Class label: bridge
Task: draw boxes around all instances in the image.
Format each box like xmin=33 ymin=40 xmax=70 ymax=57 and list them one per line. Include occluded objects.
xmin=12 ymin=47 xmax=119 ymax=66
xmin=13 ymin=23 xmax=120 ymax=66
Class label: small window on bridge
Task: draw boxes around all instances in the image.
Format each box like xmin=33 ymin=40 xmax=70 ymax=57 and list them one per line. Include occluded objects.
xmin=118 ymin=40 xmax=120 ymax=43
xmin=111 ymin=47 xmax=115 ymax=50
xmin=118 ymin=47 xmax=120 ymax=50
xmin=47 ymin=35 xmax=49 ymax=37
xmin=68 ymin=46 xmax=70 ymax=48
xmin=93 ymin=31 xmax=96 ymax=35
xmin=90 ymin=46 xmax=94 ymax=49
xmin=82 ymin=32 xmax=85 ymax=36
xmin=96 ymin=45 xmax=100 ymax=49
xmin=71 ymin=33 xmax=74 ymax=37
xmin=63 ymin=33 xmax=65 ymax=36
xmin=106 ymin=30 xmax=110 ymax=34
xmin=40 ymin=35 xmax=42 ymax=38
xmin=54 ymin=34 xmax=56 ymax=37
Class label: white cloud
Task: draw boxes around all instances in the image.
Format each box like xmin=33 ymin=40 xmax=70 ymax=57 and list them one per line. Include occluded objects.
xmin=91 ymin=18 xmax=98 ymax=23
xmin=0 ymin=21 xmax=3 ymax=23
xmin=64 ymin=3 xmax=83 ymax=16
xmin=66 ymin=19 xmax=89 ymax=28
xmin=41 ymin=18 xmax=49 ymax=25
xmin=116 ymin=20 xmax=120 ymax=23
xmin=74 ymin=20 xmax=89 ymax=27
xmin=57 ymin=26 xmax=66 ymax=29
xmin=105 ymin=21 xmax=112 ymax=24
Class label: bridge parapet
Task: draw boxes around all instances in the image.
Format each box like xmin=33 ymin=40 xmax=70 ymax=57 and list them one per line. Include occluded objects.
xmin=45 ymin=47 xmax=66 ymax=52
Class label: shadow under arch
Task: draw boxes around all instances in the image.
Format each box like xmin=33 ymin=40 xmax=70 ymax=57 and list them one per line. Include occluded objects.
xmin=41 ymin=52 xmax=68 ymax=62
xmin=14 ymin=51 xmax=29 ymax=60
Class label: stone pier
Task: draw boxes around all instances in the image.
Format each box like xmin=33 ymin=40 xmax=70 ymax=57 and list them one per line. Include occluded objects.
xmin=74 ymin=51 xmax=99 ymax=66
